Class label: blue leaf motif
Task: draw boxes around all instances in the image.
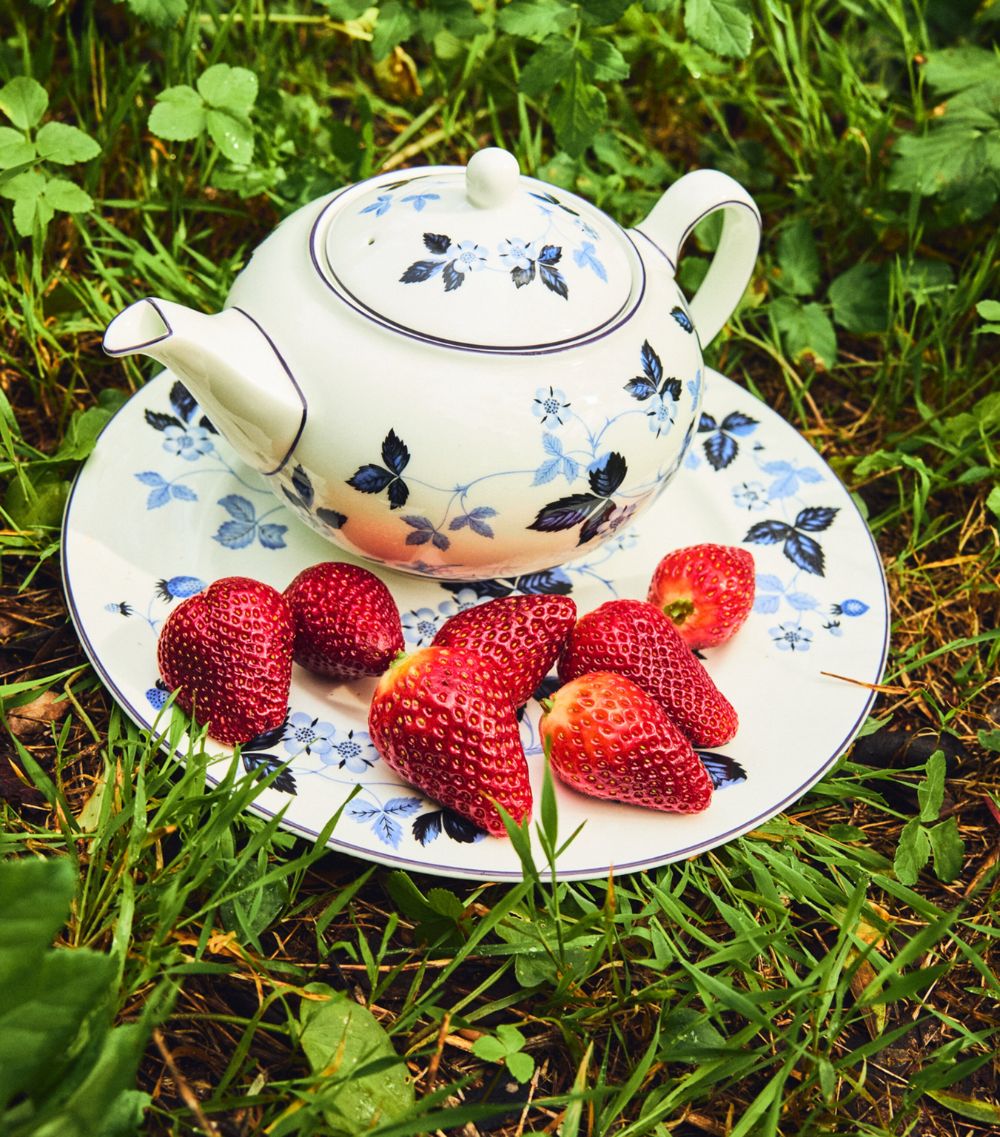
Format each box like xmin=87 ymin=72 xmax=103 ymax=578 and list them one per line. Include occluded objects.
xmin=529 ymin=493 xmax=602 ymax=533
xmin=745 ymin=520 xmax=794 ymax=546
xmin=786 ymin=591 xmax=820 ymax=611
xmin=539 ymin=263 xmax=569 ymax=299
xmin=400 ymin=259 xmax=446 ymax=284
xmin=402 ymin=193 xmax=440 ymax=211
xmin=756 ymin=574 xmax=785 ymax=592
xmin=146 ymin=483 xmax=171 ymax=509
xmin=317 ymin=507 xmax=347 ymax=529
xmin=572 ymin=241 xmax=607 ymax=281
xmin=513 ymin=568 xmax=573 ymax=595
xmin=794 ymin=506 xmax=838 ymax=532
xmin=625 ymin=375 xmax=658 ymax=401
xmin=753 ymin=594 xmax=781 ymax=614
xmin=698 ymin=752 xmax=747 ymax=790
xmin=641 ymin=340 xmax=663 ymax=384
xmin=383 ymin=797 xmax=423 ymax=817
xmin=346 ymin=801 xmax=380 ymax=822
xmin=785 ymin=531 xmax=825 ymax=575
xmin=537 ymin=244 xmax=562 ymax=266
xmin=721 ymin=412 xmax=759 ymax=437
xmin=372 ymin=814 xmax=404 ymax=848
xmin=219 ymin=495 xmax=256 ymax=523
xmin=258 ymin=523 xmax=288 ymax=549
xmin=588 ymin=452 xmax=627 ymax=496
xmin=360 ymin=193 xmax=392 ymax=216
xmin=423 ymin=232 xmax=451 ymax=255
xmin=171 ymin=484 xmax=197 ymax=502
xmin=215 ymin=519 xmax=256 ymax=549
xmin=704 ymin=431 xmax=738 ymax=471
xmin=135 ymin=471 xmax=166 ymax=486
xmin=671 ymin=306 xmax=695 ymax=333
xmin=532 ymin=457 xmax=562 ymax=486
xmin=442 ymin=262 xmax=465 ymax=292
xmin=349 ymin=465 xmax=395 ymax=494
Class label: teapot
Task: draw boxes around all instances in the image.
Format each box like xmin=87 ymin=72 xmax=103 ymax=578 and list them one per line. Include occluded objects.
xmin=104 ymin=148 xmax=760 ymax=581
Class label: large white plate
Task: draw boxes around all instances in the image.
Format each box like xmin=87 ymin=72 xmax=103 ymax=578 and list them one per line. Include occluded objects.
xmin=62 ymin=368 xmax=889 ymax=881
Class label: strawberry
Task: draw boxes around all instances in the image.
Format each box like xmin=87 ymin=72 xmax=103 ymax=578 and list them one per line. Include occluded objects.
xmin=283 ymin=561 xmax=404 ymax=680
xmin=558 ymin=598 xmax=738 ymax=747
xmin=157 ymin=576 xmax=294 ymax=745
xmin=539 ymin=671 xmax=713 ymax=813
xmin=368 ymin=646 xmax=532 ymax=837
xmin=648 ymin=543 xmax=755 ymax=649
xmin=432 ymin=594 xmax=577 ymax=706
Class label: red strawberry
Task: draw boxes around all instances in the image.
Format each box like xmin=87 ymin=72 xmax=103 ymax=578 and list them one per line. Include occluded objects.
xmin=558 ymin=598 xmax=738 ymax=747
xmin=539 ymin=671 xmax=713 ymax=813
xmin=432 ymin=594 xmax=577 ymax=706
xmin=157 ymin=576 xmax=294 ymax=745
xmin=368 ymin=646 xmax=532 ymax=837
xmin=284 ymin=561 xmax=404 ymax=680
xmin=648 ymin=543 xmax=755 ymax=649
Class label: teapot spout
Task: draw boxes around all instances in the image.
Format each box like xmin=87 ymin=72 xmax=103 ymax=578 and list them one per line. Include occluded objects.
xmin=104 ymin=298 xmax=305 ymax=476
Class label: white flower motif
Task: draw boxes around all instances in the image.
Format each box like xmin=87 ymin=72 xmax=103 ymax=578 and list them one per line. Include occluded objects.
xmin=447 ymin=240 xmax=488 ymax=274
xmin=283 ymin=712 xmax=336 ymax=759
xmin=498 ymin=238 xmax=536 ymax=271
xmin=163 ymin=425 xmax=213 ymax=461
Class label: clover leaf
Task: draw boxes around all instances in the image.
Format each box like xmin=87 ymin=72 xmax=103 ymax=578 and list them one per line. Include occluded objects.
xmin=0 ymin=76 xmax=100 ymax=236
xmin=148 ymin=64 xmax=258 ymax=164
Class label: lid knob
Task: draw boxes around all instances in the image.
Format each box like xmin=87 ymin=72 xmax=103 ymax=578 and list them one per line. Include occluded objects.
xmin=465 ymin=148 xmax=520 ymax=209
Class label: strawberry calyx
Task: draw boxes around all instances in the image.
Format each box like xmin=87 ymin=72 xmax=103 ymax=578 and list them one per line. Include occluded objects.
xmin=661 ymin=597 xmax=695 ymax=627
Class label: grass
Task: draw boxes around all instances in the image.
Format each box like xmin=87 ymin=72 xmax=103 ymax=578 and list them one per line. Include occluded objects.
xmin=1 ymin=1 xmax=998 ymax=1135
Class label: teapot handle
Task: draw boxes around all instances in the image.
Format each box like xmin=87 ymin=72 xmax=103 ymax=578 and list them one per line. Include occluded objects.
xmin=636 ymin=169 xmax=761 ymax=347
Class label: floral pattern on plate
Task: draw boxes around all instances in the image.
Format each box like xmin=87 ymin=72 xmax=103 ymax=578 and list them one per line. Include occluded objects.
xmin=63 ymin=367 xmax=889 ymax=880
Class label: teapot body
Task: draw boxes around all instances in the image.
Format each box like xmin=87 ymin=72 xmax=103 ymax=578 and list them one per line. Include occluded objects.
xmin=226 ymin=193 xmax=705 ymax=581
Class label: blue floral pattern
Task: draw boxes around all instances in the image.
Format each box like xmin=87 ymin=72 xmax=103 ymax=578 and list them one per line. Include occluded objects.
xmin=684 ymin=400 xmax=873 ymax=653
xmin=364 ymin=184 xmax=607 ymax=300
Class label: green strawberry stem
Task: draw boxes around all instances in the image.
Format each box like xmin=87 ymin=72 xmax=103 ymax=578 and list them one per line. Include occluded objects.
xmin=663 ymin=598 xmax=695 ymax=626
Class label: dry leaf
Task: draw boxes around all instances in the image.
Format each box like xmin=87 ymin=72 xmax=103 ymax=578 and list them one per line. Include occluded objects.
xmin=5 ymin=690 xmax=70 ymax=740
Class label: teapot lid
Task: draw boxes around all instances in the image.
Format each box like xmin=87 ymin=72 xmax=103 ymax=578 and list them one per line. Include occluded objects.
xmin=313 ymin=149 xmax=640 ymax=351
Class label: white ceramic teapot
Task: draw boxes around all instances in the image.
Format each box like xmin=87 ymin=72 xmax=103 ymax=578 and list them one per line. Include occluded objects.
xmin=104 ymin=148 xmax=760 ymax=581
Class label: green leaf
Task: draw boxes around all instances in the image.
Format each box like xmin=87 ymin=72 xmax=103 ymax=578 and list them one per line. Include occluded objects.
xmin=498 ymin=0 xmax=576 ymax=40
xmin=55 ymin=394 xmax=128 ymax=461
xmin=506 ymin=1049 xmax=535 ymax=1083
xmin=0 ymin=949 xmax=117 ymax=1110
xmin=579 ymin=0 xmax=634 ymax=25
xmin=927 ymin=817 xmax=964 ymax=882
xmin=35 ymin=121 xmax=101 ymax=165
xmin=980 ymin=728 xmax=1000 ymax=753
xmin=0 ymin=126 xmax=35 ymax=169
xmin=0 ymin=857 xmax=75 ymax=991
xmin=828 ymin=262 xmax=889 ymax=334
xmin=684 ymin=0 xmax=753 ymax=59
xmin=519 ymin=39 xmax=576 ymax=97
xmin=42 ymin=176 xmax=94 ymax=213
xmin=894 ymin=818 xmax=930 ymax=886
xmin=776 ymin=217 xmax=821 ymax=296
xmin=298 ymin=984 xmax=415 ymax=1134
xmin=371 ymin=1 xmax=418 ymax=60
xmin=659 ymin=1008 xmax=726 ymax=1061
xmin=551 ymin=67 xmax=607 ymax=158
xmin=771 ymin=297 xmax=838 ymax=369
xmin=205 ymin=107 xmax=255 ymax=164
xmin=26 ymin=1022 xmax=150 ymax=1137
xmin=0 ymin=76 xmax=48 ymax=130
xmin=148 ymin=85 xmax=205 ymax=142
xmin=889 ymin=124 xmax=999 ymax=198
xmin=0 ymin=166 xmax=45 ymax=201
xmin=124 ymin=0 xmax=188 ymax=26
xmin=917 ymin=750 xmax=946 ymax=822
xmin=926 ymin=1089 xmax=1000 ymax=1125
xmin=976 ymin=299 xmax=1000 ymax=323
xmin=581 ymin=38 xmax=630 ymax=83
xmin=472 ymin=1035 xmax=508 ymax=1063
xmin=196 ymin=64 xmax=258 ymax=115
xmin=3 ymin=466 xmax=70 ymax=526
xmin=922 ymin=46 xmax=1000 ymax=95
